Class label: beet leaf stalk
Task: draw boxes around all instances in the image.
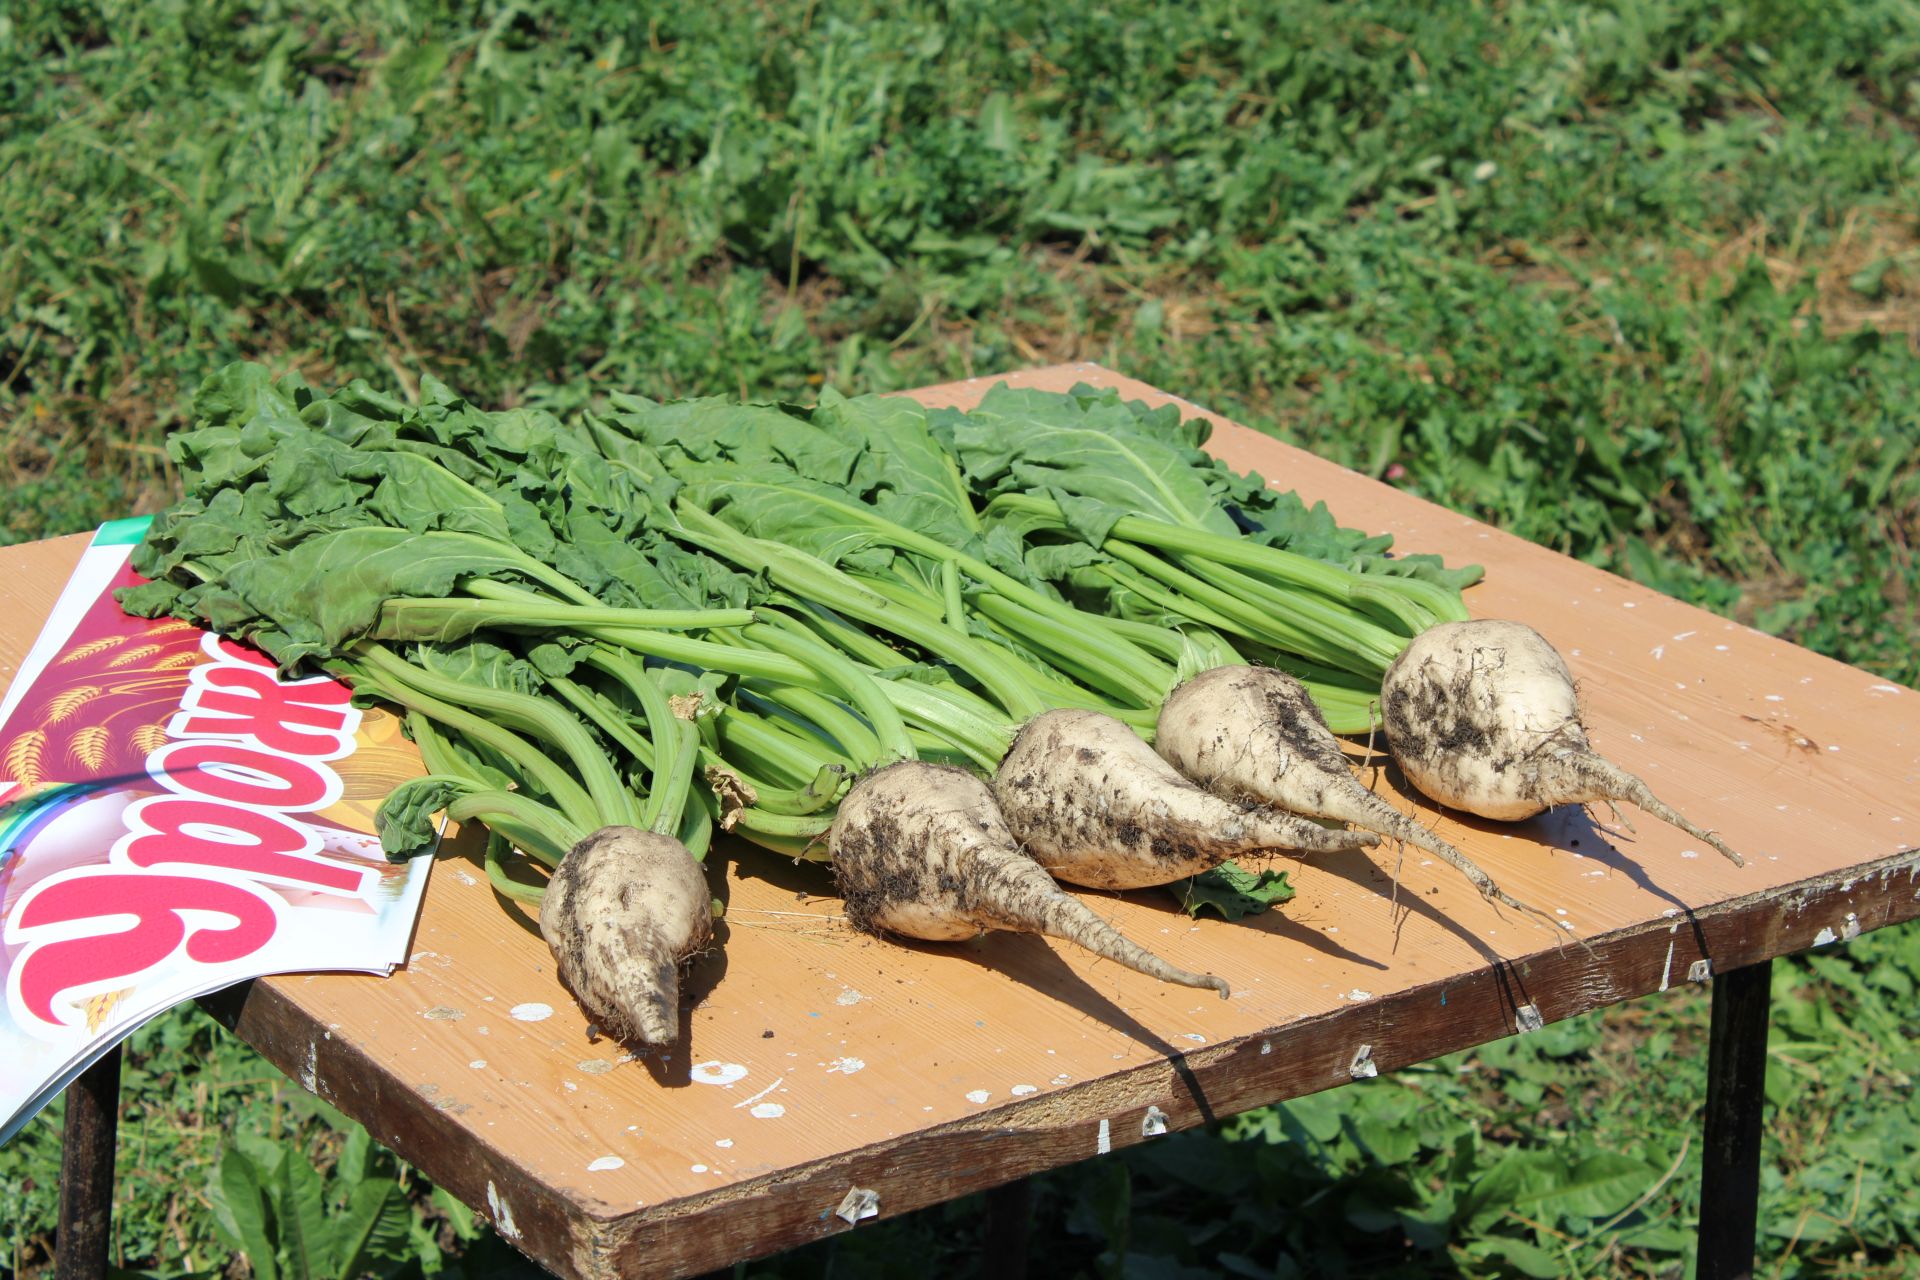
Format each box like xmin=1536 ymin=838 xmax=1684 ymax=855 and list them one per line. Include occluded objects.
xmin=342 ymin=637 xmax=725 ymax=1048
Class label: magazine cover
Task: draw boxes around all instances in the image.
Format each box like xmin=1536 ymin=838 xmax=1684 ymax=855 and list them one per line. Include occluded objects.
xmin=0 ymin=518 xmax=433 ymax=1142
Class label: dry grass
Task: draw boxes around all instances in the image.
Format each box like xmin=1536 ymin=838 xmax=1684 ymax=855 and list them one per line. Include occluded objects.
xmin=1504 ymin=207 xmax=1920 ymax=351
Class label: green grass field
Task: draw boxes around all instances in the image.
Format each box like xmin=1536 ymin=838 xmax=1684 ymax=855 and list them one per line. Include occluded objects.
xmin=4 ymin=1 xmax=1919 ymax=1276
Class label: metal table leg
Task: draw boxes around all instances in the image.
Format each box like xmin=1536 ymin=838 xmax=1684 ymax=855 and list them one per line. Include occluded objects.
xmin=55 ymin=1043 xmax=123 ymax=1280
xmin=980 ymin=1178 xmax=1034 ymax=1280
xmin=1696 ymin=959 xmax=1773 ymax=1280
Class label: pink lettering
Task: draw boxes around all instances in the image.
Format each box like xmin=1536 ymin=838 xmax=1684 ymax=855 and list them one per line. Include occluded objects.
xmin=148 ymin=742 xmax=336 ymax=811
xmin=173 ymin=663 xmax=354 ymax=756
xmin=13 ymin=872 xmax=279 ymax=1026
xmin=122 ymin=797 xmax=367 ymax=896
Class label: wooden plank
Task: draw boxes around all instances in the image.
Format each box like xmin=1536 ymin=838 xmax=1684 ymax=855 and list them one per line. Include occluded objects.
xmin=5 ymin=366 xmax=1917 ymax=1279
xmin=54 ymin=1044 xmax=121 ymax=1280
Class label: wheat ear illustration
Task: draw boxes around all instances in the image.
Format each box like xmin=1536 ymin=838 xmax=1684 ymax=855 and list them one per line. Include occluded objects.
xmin=3 ymin=730 xmax=47 ymax=788
xmin=57 ymin=637 xmax=124 ymax=665
xmin=42 ymin=685 xmax=103 ymax=724
xmin=67 ymin=725 xmax=111 ymax=771
xmin=106 ymin=644 xmax=166 ymax=669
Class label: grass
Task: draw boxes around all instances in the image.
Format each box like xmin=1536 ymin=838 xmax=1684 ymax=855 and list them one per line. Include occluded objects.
xmin=2 ymin=0 xmax=1918 ymax=1275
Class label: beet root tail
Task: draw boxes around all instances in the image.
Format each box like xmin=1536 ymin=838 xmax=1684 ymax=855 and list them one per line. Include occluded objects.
xmin=1548 ymin=752 xmax=1746 ymax=868
xmin=1316 ymin=788 xmax=1574 ymax=943
xmin=995 ymin=707 xmax=1373 ymax=890
xmin=1154 ymin=667 xmax=1568 ymax=944
xmin=980 ymin=858 xmax=1232 ymax=998
xmin=831 ymin=760 xmax=1232 ymax=996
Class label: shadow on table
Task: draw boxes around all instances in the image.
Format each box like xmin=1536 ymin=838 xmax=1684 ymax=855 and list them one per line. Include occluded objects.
xmin=1056 ymin=869 xmax=1393 ymax=973
xmin=723 ymin=841 xmax=1228 ymax=1119
xmin=1337 ymin=761 xmax=1717 ymax=967
xmin=440 ymin=826 xmax=548 ymax=943
xmin=923 ymin=932 xmax=1225 ymax=1125
xmin=1362 ymin=758 xmax=1703 ymax=920
xmin=1430 ymin=797 xmax=1715 ymax=969
xmin=422 ymin=831 xmax=745 ymax=1087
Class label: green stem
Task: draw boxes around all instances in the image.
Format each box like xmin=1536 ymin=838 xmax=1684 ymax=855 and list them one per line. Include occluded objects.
xmin=1353 ymin=574 xmax=1469 ymax=627
xmin=1167 ymin=551 xmax=1408 ymax=673
xmin=989 ymin=495 xmax=1405 ymax=673
xmin=1092 ymin=559 xmax=1253 ymax=642
xmin=878 ymin=678 xmax=1015 ymax=770
xmin=742 ymin=620 xmax=914 ymax=763
xmin=358 ymin=642 xmax=639 ymax=828
xmin=718 ymin=705 xmax=851 ymax=787
xmin=463 ymin=580 xmax=818 ymax=685
xmin=482 ymin=833 xmax=549 ymax=905
xmin=1102 ymin=541 xmax=1387 ymax=677
xmin=842 ymin=571 xmax=1113 ymax=714
xmin=401 ymin=716 xmax=576 ymax=880
xmin=730 ymin=808 xmax=834 ymax=839
xmin=576 ymin=646 xmax=689 ymax=838
xmin=679 ymin=787 xmax=714 ymax=861
xmin=548 ymin=673 xmax=655 ymax=773
xmin=1105 ymin=506 xmax=1473 ymax=632
xmin=660 ymin=718 xmax=703 ymax=851
xmin=1096 ymin=611 xmax=1239 ymax=671
xmin=743 ymin=684 xmax=881 ymax=765
xmin=701 ymin=756 xmax=848 ymax=814
xmin=967 ymin=590 xmax=1167 ymax=707
xmin=675 ymin=503 xmax=1050 ymax=720
xmin=375 ymin=593 xmax=754 ymax=642
xmin=686 ymin=480 xmax=1169 ymax=678
xmin=731 ymin=828 xmax=832 ymax=863
xmin=445 ymin=790 xmax=584 ymax=866
xmin=788 ymin=601 xmax=914 ymax=671
xmin=421 ymin=528 xmax=606 ymax=607
xmin=343 ymin=653 xmax=599 ymax=831
xmin=991 ymin=495 xmax=1358 ymax=606
xmin=941 ymin=559 xmax=966 ymax=630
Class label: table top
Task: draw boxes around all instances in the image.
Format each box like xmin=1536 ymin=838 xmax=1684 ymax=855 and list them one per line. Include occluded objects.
xmin=5 ymin=365 xmax=1917 ymax=1279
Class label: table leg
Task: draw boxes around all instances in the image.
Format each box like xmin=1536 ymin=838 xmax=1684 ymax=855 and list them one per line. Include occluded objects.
xmin=1696 ymin=958 xmax=1773 ymax=1280
xmin=980 ymin=1178 xmax=1033 ymax=1280
xmin=55 ymin=1043 xmax=123 ymax=1280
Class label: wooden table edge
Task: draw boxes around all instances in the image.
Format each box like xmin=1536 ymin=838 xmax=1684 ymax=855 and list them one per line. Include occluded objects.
xmin=201 ymin=842 xmax=1920 ymax=1277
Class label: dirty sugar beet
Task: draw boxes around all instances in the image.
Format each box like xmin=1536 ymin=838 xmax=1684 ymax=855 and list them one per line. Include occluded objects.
xmin=1381 ymin=620 xmax=1745 ymax=867
xmin=829 ymin=760 xmax=1231 ymax=997
xmin=992 ymin=707 xmax=1376 ymax=891
xmin=1156 ymin=664 xmax=1565 ymax=936
xmin=539 ymin=826 xmax=715 ymax=1047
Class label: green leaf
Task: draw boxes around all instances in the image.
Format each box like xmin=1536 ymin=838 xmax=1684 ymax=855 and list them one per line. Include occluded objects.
xmin=1457 ymin=1151 xmax=1565 ymax=1231
xmin=1463 ymin=1234 xmax=1565 ymax=1278
xmin=430 ymin=1183 xmax=483 ymax=1243
xmin=1349 ymin=1090 xmax=1422 ymax=1165
xmin=1459 ymin=1150 xmax=1656 ymax=1233
xmin=333 ymin=1178 xmax=413 ymax=1279
xmin=1167 ymin=862 xmax=1294 ymax=920
xmin=951 ymin=384 xmax=1238 ymax=536
xmin=210 ymin=1147 xmax=280 ymax=1280
xmin=1538 ymin=1153 xmax=1657 ymax=1220
xmin=375 ymin=776 xmax=469 ymax=860
xmin=172 ymin=526 xmax=555 ymax=666
xmin=336 ymin=1125 xmax=371 ymax=1189
xmin=275 ymin=1148 xmax=332 ymax=1280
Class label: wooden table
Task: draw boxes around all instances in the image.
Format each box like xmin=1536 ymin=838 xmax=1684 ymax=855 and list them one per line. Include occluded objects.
xmin=16 ymin=365 xmax=1919 ymax=1279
